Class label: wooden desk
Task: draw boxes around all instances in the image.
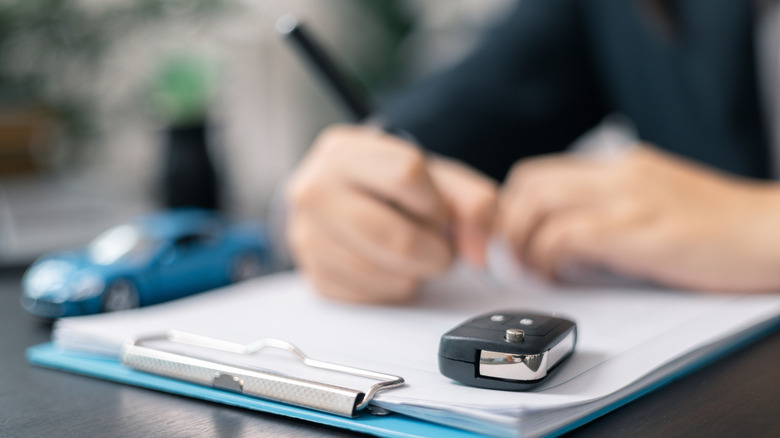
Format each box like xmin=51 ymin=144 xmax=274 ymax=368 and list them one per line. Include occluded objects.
xmin=2 ymin=267 xmax=779 ymax=437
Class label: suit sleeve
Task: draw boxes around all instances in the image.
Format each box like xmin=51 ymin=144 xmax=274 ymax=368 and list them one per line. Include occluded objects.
xmin=381 ymin=0 xmax=607 ymax=181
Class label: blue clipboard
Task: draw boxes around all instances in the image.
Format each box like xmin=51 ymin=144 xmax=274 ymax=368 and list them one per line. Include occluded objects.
xmin=25 ymin=316 xmax=780 ymax=438
xmin=26 ymin=342 xmax=485 ymax=438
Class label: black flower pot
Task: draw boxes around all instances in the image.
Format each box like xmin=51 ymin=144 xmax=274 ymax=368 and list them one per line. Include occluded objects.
xmin=161 ymin=122 xmax=220 ymax=211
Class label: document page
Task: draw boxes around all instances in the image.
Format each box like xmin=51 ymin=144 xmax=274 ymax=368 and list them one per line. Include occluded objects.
xmin=53 ymin=268 xmax=780 ymax=437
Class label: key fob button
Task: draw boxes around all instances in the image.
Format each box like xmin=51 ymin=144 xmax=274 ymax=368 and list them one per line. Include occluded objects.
xmin=489 ymin=314 xmax=508 ymax=322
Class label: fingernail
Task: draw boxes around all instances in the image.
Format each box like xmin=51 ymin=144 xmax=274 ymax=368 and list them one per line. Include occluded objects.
xmin=458 ymin=225 xmax=487 ymax=268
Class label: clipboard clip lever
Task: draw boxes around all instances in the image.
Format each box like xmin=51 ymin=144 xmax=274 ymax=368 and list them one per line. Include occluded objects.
xmin=120 ymin=330 xmax=405 ymax=417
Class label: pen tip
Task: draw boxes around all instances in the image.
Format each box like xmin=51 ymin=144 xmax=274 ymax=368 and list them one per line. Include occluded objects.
xmin=276 ymin=14 xmax=298 ymax=35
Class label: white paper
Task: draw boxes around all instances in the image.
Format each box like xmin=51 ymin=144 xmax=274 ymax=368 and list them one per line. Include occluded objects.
xmin=53 ymin=268 xmax=780 ymax=437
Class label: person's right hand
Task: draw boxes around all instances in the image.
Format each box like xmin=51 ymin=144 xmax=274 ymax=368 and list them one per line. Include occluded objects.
xmin=286 ymin=124 xmax=497 ymax=303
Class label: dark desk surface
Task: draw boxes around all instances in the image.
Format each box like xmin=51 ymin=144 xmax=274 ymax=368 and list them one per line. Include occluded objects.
xmin=3 ymin=266 xmax=780 ymax=437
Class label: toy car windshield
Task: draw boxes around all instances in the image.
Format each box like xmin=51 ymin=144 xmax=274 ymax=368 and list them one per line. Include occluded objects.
xmin=88 ymin=224 xmax=156 ymax=265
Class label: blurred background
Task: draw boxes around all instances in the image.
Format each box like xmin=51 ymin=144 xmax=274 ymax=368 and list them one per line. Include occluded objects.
xmin=0 ymin=0 xmax=515 ymax=267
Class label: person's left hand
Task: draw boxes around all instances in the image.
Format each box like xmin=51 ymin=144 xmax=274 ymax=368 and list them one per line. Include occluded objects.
xmin=497 ymin=144 xmax=780 ymax=293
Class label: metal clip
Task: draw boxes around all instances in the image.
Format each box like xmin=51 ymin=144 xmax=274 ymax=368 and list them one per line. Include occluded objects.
xmin=121 ymin=330 xmax=404 ymax=417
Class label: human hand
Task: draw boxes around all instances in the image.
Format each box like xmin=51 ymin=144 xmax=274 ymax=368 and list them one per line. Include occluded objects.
xmin=286 ymin=125 xmax=497 ymax=303
xmin=498 ymin=144 xmax=780 ymax=293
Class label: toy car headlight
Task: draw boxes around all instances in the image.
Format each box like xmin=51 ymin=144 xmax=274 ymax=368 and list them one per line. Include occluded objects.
xmin=71 ymin=275 xmax=106 ymax=301
xmin=24 ymin=259 xmax=73 ymax=298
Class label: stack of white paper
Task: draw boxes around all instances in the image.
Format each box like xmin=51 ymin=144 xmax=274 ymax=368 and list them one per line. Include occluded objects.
xmin=53 ymin=269 xmax=780 ymax=437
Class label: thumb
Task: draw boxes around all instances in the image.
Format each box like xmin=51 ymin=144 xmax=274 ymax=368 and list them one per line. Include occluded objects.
xmin=427 ymin=157 xmax=498 ymax=267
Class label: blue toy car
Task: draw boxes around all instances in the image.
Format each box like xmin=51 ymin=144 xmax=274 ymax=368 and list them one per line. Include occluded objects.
xmin=21 ymin=209 xmax=271 ymax=318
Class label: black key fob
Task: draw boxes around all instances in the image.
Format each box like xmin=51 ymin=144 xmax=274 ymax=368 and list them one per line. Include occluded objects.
xmin=438 ymin=311 xmax=577 ymax=391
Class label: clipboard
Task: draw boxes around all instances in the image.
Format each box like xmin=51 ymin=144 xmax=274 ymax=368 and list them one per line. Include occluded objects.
xmin=28 ymin=317 xmax=780 ymax=438
xmin=27 ymin=341 xmax=483 ymax=438
xmin=26 ymin=270 xmax=780 ymax=438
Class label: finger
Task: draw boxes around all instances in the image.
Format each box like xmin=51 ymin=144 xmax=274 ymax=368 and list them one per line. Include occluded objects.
xmin=303 ymin=185 xmax=454 ymax=276
xmin=499 ymin=156 xmax=618 ymax=261
xmin=522 ymin=208 xmax=617 ymax=280
xmin=522 ymin=202 xmax=660 ymax=282
xmin=313 ymin=125 xmax=451 ymax=228
xmin=502 ymin=154 xmax=586 ymax=200
xmin=501 ymin=154 xmax=618 ymax=206
xmin=428 ymin=157 xmax=498 ymax=267
xmin=501 ymin=183 xmax=594 ymax=264
xmin=292 ymin=216 xmax=420 ymax=303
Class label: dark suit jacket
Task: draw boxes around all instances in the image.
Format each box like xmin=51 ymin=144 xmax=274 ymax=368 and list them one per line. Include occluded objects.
xmin=383 ymin=0 xmax=769 ymax=182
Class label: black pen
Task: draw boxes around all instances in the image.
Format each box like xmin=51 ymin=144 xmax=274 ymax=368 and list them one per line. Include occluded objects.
xmin=276 ymin=15 xmax=374 ymax=123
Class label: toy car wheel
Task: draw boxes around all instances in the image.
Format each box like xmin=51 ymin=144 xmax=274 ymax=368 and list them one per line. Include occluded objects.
xmin=232 ymin=253 xmax=264 ymax=282
xmin=102 ymin=279 xmax=139 ymax=312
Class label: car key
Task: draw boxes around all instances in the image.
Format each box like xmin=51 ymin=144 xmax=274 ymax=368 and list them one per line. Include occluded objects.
xmin=438 ymin=311 xmax=577 ymax=390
